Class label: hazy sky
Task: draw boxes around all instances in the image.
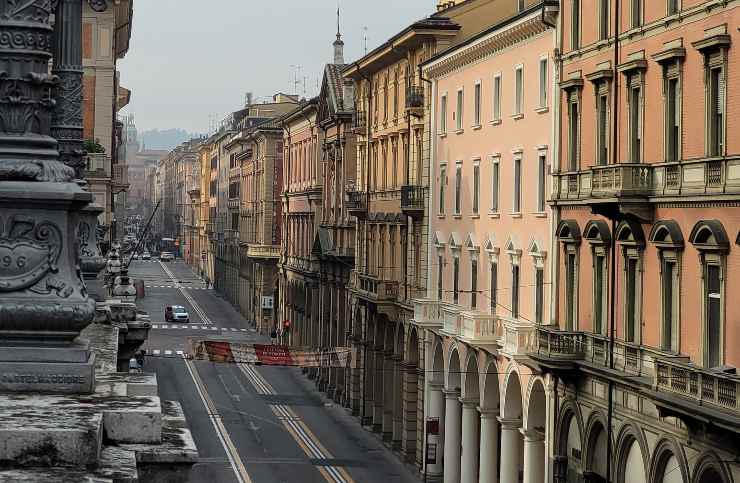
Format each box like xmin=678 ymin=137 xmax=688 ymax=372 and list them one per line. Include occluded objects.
xmin=118 ymin=0 xmax=433 ymax=134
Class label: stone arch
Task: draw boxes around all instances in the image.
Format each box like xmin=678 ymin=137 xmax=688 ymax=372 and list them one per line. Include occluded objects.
xmin=692 ymin=451 xmax=732 ymax=483
xmin=480 ymin=357 xmax=500 ymax=411
xmin=649 ymin=220 xmax=684 ymax=248
xmin=648 ymin=437 xmax=689 ymax=483
xmin=461 ymin=350 xmax=480 ymax=402
xmin=555 ymin=400 xmax=584 ymax=476
xmin=689 ymin=219 xmax=730 ymax=251
xmin=584 ymin=219 xmax=611 ymax=243
xmin=394 ymin=321 xmax=405 ymax=358
xmin=406 ymin=326 xmax=419 ymax=366
xmin=524 ymin=377 xmax=546 ymax=432
xmin=502 ymin=366 xmax=523 ymax=419
xmin=583 ymin=410 xmax=610 ymax=481
xmin=616 ymin=219 xmax=646 ymax=247
xmin=614 ymin=422 xmax=649 ymax=483
xmin=445 ymin=343 xmax=462 ymax=392
xmin=557 ymin=219 xmax=582 ymax=243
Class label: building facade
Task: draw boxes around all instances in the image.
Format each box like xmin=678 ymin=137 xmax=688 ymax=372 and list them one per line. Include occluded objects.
xmin=419 ymin=2 xmax=558 ymax=481
xmin=536 ymin=1 xmax=740 ymax=482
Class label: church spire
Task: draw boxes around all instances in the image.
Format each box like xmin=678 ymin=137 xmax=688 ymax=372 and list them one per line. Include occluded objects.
xmin=333 ymin=5 xmax=344 ymax=64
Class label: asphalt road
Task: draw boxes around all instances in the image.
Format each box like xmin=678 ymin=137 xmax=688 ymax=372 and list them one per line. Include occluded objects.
xmin=127 ymin=258 xmax=420 ymax=483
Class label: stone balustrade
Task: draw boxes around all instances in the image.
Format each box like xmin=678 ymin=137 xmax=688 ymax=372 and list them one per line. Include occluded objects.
xmin=656 ymin=359 xmax=740 ymax=412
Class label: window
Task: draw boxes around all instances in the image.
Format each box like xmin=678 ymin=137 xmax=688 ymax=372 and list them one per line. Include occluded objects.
xmin=439 ymin=165 xmax=446 ymax=214
xmin=512 ymin=264 xmax=520 ymax=318
xmin=454 ymin=163 xmax=462 ymax=214
xmin=661 ymin=258 xmax=679 ymax=352
xmin=437 ymin=255 xmax=443 ymax=300
xmin=539 ymin=58 xmax=548 ymax=108
xmin=667 ymin=0 xmax=679 ymax=15
xmin=471 ymin=259 xmax=478 ymax=309
xmin=493 ymin=75 xmax=502 ymax=121
xmin=453 ymin=257 xmax=460 ymax=304
xmin=474 ymin=82 xmax=482 ymax=126
xmin=393 ymin=73 xmax=398 ymax=117
xmin=228 ymin=181 xmax=239 ymax=198
xmin=491 ymin=159 xmax=499 ymax=212
xmin=568 ymin=93 xmax=580 ymax=170
xmin=440 ymin=95 xmax=447 ymax=133
xmin=473 ymin=163 xmax=480 ymax=215
xmin=628 ymin=76 xmax=642 ymax=162
xmin=599 ymin=0 xmax=609 ymax=40
xmin=594 ymin=254 xmax=607 ymax=334
xmin=571 ymin=0 xmax=580 ymax=50
xmin=513 ymin=158 xmax=521 ymax=213
xmin=490 ymin=262 xmax=498 ymax=314
xmin=383 ymin=77 xmax=388 ymax=121
xmin=565 ymin=252 xmax=577 ymax=330
xmin=535 ymin=267 xmax=544 ymax=324
xmin=456 ymin=89 xmax=464 ymax=130
xmin=706 ymin=263 xmax=722 ymax=366
xmin=625 ymin=257 xmax=639 ymax=343
xmin=392 ymin=140 xmax=398 ymax=188
xmin=708 ymin=66 xmax=724 ymax=157
xmin=517 ymin=0 xmax=525 ymax=12
xmin=210 ymin=156 xmax=218 ymax=170
xmin=230 ymin=212 xmax=239 ymax=231
xmin=515 ymin=67 xmax=523 ymax=115
xmin=666 ymin=77 xmax=680 ymax=161
xmin=537 ymin=155 xmax=546 ymax=212
xmin=597 ymin=88 xmax=609 ymax=165
xmin=631 ymin=0 xmax=642 ymax=28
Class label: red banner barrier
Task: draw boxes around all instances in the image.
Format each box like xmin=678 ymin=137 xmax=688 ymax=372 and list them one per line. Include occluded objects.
xmin=190 ymin=340 xmax=352 ymax=368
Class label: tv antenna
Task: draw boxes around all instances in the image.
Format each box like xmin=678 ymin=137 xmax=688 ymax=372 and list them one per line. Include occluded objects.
xmin=363 ymin=26 xmax=368 ymax=54
xmin=290 ymin=65 xmax=301 ymax=95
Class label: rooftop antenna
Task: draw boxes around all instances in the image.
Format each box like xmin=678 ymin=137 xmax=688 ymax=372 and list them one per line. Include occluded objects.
xmin=290 ymin=65 xmax=301 ymax=95
xmin=303 ymin=76 xmax=307 ymax=95
xmin=363 ymin=26 xmax=368 ymax=55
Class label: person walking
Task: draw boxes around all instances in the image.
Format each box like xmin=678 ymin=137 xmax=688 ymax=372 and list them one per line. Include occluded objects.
xmin=270 ymin=326 xmax=278 ymax=345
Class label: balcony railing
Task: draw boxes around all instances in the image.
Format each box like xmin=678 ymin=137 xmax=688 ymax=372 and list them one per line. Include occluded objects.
xmin=346 ymin=190 xmax=368 ymax=218
xmin=354 ymin=272 xmax=398 ymax=302
xmin=656 ymin=359 xmax=740 ymax=412
xmin=535 ymin=326 xmax=585 ymax=361
xmin=85 ymin=153 xmax=110 ymax=177
xmin=442 ymin=306 xmax=462 ymax=336
xmin=353 ymin=110 xmax=367 ymax=133
xmin=459 ymin=312 xmax=501 ymax=345
xmin=502 ymin=318 xmax=537 ymax=357
xmin=112 ymin=164 xmax=129 ymax=189
xmin=412 ymin=299 xmax=443 ymax=329
xmin=246 ymin=244 xmax=280 ymax=259
xmin=405 ymin=86 xmax=424 ymax=111
xmin=401 ymin=185 xmax=425 ymax=217
xmin=228 ymin=198 xmax=239 ymax=210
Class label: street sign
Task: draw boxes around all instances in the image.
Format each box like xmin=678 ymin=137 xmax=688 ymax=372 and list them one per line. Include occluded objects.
xmin=425 ymin=443 xmax=437 ymax=464
xmin=261 ymin=296 xmax=274 ymax=309
xmin=426 ymin=417 xmax=440 ymax=435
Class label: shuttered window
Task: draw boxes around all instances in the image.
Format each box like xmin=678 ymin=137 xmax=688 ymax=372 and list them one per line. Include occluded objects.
xmin=440 ymin=95 xmax=447 ymax=133
xmin=471 ymin=259 xmax=478 ymax=309
xmin=512 ymin=265 xmax=520 ymax=318
xmin=437 ymin=255 xmax=443 ymax=300
xmin=513 ymin=158 xmax=522 ymax=213
xmin=706 ymin=264 xmax=722 ymax=367
xmin=493 ymin=76 xmax=502 ymax=121
xmin=490 ymin=262 xmax=498 ymax=314
xmin=473 ymin=163 xmax=480 ymax=214
xmin=667 ymin=78 xmax=680 ymax=161
xmin=571 ymin=0 xmax=580 ymax=49
xmin=454 ymin=163 xmax=462 ymax=214
xmin=709 ymin=67 xmax=724 ymax=156
xmin=566 ymin=253 xmax=576 ymax=330
xmin=439 ymin=166 xmax=446 ymax=214
xmin=597 ymin=90 xmax=609 ymax=165
xmin=491 ymin=160 xmax=499 ymax=212
xmin=535 ymin=268 xmax=544 ymax=324
xmin=453 ymin=257 xmax=459 ymax=305
xmin=515 ymin=67 xmax=523 ymax=114
xmin=568 ymin=93 xmax=579 ymax=170
xmin=537 ymin=155 xmax=546 ymax=212
xmin=474 ymin=83 xmax=481 ymax=126
xmin=539 ymin=58 xmax=548 ymax=108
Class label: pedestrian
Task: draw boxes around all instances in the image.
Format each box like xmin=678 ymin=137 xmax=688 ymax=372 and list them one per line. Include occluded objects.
xmin=270 ymin=326 xmax=278 ymax=345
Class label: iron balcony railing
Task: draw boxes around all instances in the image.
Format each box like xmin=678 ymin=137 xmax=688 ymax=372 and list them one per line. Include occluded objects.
xmin=346 ymin=190 xmax=368 ymax=217
xmin=405 ymin=86 xmax=424 ymax=110
xmin=353 ymin=110 xmax=367 ymax=132
xmin=401 ymin=185 xmax=425 ymax=214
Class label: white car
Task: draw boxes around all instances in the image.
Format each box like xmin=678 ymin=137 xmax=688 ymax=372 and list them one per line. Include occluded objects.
xmin=160 ymin=252 xmax=174 ymax=262
xmin=142 ymin=252 xmax=151 ymax=260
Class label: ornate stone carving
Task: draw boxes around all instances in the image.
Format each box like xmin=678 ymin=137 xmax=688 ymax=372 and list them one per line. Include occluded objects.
xmin=86 ymin=0 xmax=107 ymax=12
xmin=0 ymin=217 xmax=62 ymax=292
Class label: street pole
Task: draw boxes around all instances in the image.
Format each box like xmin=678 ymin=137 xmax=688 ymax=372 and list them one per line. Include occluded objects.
xmin=126 ymin=200 xmax=161 ymax=269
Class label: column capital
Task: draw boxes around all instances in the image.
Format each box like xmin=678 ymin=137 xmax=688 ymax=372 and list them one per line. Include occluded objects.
xmin=520 ymin=427 xmax=545 ymax=443
xmin=497 ymin=417 xmax=522 ymax=430
xmin=477 ymin=407 xmax=500 ymax=418
xmin=443 ymin=389 xmax=461 ymax=399
xmin=459 ymin=397 xmax=479 ymax=409
xmin=428 ymin=382 xmax=445 ymax=391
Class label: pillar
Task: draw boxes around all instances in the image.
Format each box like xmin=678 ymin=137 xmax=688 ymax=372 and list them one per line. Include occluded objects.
xmin=426 ymin=383 xmax=445 ymax=476
xmin=443 ymin=390 xmax=462 ymax=483
xmin=478 ymin=410 xmax=500 ymax=483
xmin=392 ymin=355 xmax=404 ymax=448
xmin=522 ymin=429 xmax=545 ymax=483
xmin=382 ymin=350 xmax=394 ymax=440
xmin=499 ymin=418 xmax=522 ymax=483
xmin=401 ymin=360 xmax=418 ymax=461
xmin=460 ymin=401 xmax=480 ymax=483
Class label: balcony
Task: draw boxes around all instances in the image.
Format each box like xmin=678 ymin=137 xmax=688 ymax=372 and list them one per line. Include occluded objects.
xmin=412 ymin=299 xmax=443 ymax=329
xmin=85 ymin=153 xmax=110 ymax=177
xmin=228 ymin=198 xmax=239 ymax=210
xmin=401 ymin=185 xmax=425 ymax=218
xmin=459 ymin=311 xmax=502 ymax=346
xmin=552 ymin=164 xmax=653 ymax=221
xmin=112 ymin=164 xmax=129 ymax=192
xmin=405 ymin=86 xmax=424 ymax=115
xmin=246 ymin=244 xmax=280 ymax=260
xmin=353 ymin=110 xmax=367 ymax=133
xmin=655 ymin=359 xmax=740 ymax=415
xmin=533 ymin=326 xmax=585 ymax=364
xmin=352 ymin=271 xmax=399 ymax=307
xmin=441 ymin=306 xmax=461 ymax=337
xmin=346 ymin=190 xmax=368 ymax=219
xmin=501 ymin=318 xmax=537 ymax=358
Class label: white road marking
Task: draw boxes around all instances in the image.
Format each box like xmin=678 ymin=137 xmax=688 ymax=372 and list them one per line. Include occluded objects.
xmin=159 ymin=261 xmax=212 ymax=325
xmin=164 ymin=350 xmax=173 ymax=356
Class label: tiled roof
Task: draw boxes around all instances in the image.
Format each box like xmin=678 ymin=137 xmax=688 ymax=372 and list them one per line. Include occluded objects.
xmin=325 ymin=63 xmax=347 ymax=113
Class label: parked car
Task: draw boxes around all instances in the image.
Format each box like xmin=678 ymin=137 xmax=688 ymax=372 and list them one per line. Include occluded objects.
xmin=165 ymin=305 xmax=189 ymax=323
xmin=160 ymin=252 xmax=174 ymax=262
xmin=133 ymin=252 xmax=140 ymax=260
xmin=142 ymin=252 xmax=151 ymax=260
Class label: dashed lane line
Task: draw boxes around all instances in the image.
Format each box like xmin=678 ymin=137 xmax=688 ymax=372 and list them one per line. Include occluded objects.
xmin=159 ymin=261 xmax=212 ymax=325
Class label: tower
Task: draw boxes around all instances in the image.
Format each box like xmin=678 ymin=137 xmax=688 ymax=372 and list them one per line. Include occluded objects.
xmin=333 ymin=6 xmax=344 ymax=64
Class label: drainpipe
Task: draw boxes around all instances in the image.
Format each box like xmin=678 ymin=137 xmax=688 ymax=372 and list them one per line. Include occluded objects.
xmin=282 ymin=120 xmax=292 ymax=344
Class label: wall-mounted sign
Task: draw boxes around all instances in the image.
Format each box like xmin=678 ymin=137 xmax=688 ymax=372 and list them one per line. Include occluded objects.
xmin=261 ymin=296 xmax=274 ymax=309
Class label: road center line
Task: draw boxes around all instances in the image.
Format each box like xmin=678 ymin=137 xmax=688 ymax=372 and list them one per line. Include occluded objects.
xmin=184 ymin=359 xmax=253 ymax=483
xmin=159 ymin=261 xmax=212 ymax=325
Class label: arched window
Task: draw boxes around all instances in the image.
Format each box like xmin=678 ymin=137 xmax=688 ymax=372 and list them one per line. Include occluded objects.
xmin=649 ymin=220 xmax=684 ymax=352
xmin=584 ymin=220 xmax=611 ymax=335
xmin=689 ymin=220 xmax=729 ymax=367
xmin=616 ymin=219 xmax=646 ymax=344
xmin=557 ymin=220 xmax=581 ymax=330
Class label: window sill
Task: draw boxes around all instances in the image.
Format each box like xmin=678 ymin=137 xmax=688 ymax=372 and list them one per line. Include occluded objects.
xmin=472 ymin=124 xmax=482 ymax=131
xmin=510 ymin=213 xmax=522 ymax=218
xmin=490 ymin=119 xmax=502 ymax=126
xmin=488 ymin=212 xmax=500 ymax=219
xmin=511 ymin=113 xmax=524 ymax=121
xmin=470 ymin=214 xmax=480 ymax=219
xmin=453 ymin=214 xmax=462 ymax=219
xmin=439 ymin=132 xmax=447 ymax=138
xmin=533 ymin=212 xmax=548 ymax=218
xmin=534 ymin=106 xmax=549 ymax=114
xmin=455 ymin=129 xmax=464 ymax=135
xmin=437 ymin=214 xmax=446 ymax=219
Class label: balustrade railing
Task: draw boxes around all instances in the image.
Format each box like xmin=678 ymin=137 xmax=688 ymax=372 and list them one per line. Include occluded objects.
xmin=656 ymin=359 xmax=740 ymax=412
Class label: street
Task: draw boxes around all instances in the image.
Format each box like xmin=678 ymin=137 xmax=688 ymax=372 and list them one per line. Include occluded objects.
xmin=128 ymin=259 xmax=420 ymax=483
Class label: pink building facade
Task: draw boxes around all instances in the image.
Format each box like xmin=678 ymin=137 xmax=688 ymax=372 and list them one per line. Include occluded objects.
xmin=420 ymin=3 xmax=558 ymax=482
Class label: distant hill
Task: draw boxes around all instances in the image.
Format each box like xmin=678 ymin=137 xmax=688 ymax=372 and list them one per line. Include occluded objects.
xmin=139 ymin=128 xmax=203 ymax=151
